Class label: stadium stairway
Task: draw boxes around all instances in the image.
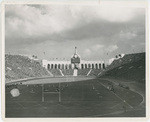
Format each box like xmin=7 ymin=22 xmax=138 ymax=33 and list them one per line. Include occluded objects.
xmin=61 ymin=69 xmax=74 ymax=76
xmin=48 ymin=69 xmax=62 ymax=77
xmin=77 ymin=69 xmax=90 ymax=76
xmin=89 ymin=69 xmax=102 ymax=76
xmin=87 ymin=69 xmax=92 ymax=76
xmin=59 ymin=69 xmax=64 ymax=76
xmin=46 ymin=69 xmax=54 ymax=77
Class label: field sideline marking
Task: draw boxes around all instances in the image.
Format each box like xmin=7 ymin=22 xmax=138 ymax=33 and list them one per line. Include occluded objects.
xmin=101 ymin=78 xmax=144 ymax=106
xmin=93 ymin=107 xmax=144 ymax=117
xmin=97 ymin=81 xmax=134 ymax=109
xmin=93 ymin=110 xmax=124 ymax=117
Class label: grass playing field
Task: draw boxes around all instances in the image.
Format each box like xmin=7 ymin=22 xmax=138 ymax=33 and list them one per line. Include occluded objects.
xmin=5 ymin=76 xmax=145 ymax=117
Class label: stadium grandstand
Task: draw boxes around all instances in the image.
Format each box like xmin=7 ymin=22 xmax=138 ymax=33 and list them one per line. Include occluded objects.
xmin=99 ymin=52 xmax=145 ymax=82
xmin=4 ymin=3 xmax=147 ymax=118
xmin=5 ymin=49 xmax=146 ymax=117
xmin=5 ymin=54 xmax=53 ymax=82
xmin=48 ymin=69 xmax=62 ymax=77
xmin=61 ymin=69 xmax=74 ymax=76
xmin=5 ymin=49 xmax=145 ymax=82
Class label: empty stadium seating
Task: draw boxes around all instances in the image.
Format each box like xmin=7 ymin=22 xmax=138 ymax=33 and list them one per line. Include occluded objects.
xmin=5 ymin=54 xmax=52 ymax=81
xmin=5 ymin=52 xmax=145 ymax=83
xmin=77 ymin=69 xmax=90 ymax=76
xmin=48 ymin=69 xmax=62 ymax=76
xmin=61 ymin=69 xmax=74 ymax=76
xmin=100 ymin=53 xmax=145 ymax=83
xmin=88 ymin=69 xmax=102 ymax=76
xmin=106 ymin=53 xmax=145 ymax=71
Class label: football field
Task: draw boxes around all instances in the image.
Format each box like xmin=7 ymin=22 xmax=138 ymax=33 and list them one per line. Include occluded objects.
xmin=5 ymin=77 xmax=144 ymax=117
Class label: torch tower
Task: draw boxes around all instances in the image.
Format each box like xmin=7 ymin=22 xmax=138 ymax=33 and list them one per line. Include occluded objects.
xmin=71 ymin=47 xmax=80 ymax=76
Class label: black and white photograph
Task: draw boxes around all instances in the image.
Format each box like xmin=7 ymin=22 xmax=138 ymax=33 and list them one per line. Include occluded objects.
xmin=2 ymin=0 xmax=149 ymax=119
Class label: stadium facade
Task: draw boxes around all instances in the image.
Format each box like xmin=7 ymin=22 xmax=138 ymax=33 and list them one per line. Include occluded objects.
xmin=42 ymin=47 xmax=105 ymax=70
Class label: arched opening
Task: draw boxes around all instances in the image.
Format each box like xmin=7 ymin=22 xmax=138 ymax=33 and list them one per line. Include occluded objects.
xmin=85 ymin=64 xmax=87 ymax=69
xmin=55 ymin=64 xmax=57 ymax=69
xmin=81 ymin=64 xmax=84 ymax=69
xmin=62 ymin=64 xmax=64 ymax=69
xmin=99 ymin=64 xmax=101 ymax=69
xmin=51 ymin=64 xmax=54 ymax=69
xmin=92 ymin=64 xmax=94 ymax=69
xmin=95 ymin=64 xmax=98 ymax=69
xmin=69 ymin=64 xmax=72 ymax=69
xmin=58 ymin=64 xmax=61 ymax=69
xmin=88 ymin=64 xmax=91 ymax=68
xmin=65 ymin=64 xmax=68 ymax=69
xmin=103 ymin=63 xmax=105 ymax=69
xmin=47 ymin=64 xmax=50 ymax=69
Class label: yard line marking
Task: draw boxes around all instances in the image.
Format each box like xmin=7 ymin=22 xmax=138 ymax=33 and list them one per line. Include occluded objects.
xmin=43 ymin=92 xmax=59 ymax=94
xmin=110 ymin=102 xmax=122 ymax=109
xmin=59 ymin=83 xmax=61 ymax=102
xmin=98 ymin=81 xmax=133 ymax=109
xmin=7 ymin=101 xmax=58 ymax=103
xmin=32 ymin=103 xmax=43 ymax=107
xmin=42 ymin=84 xmax=44 ymax=102
xmin=15 ymin=102 xmax=26 ymax=109
xmin=57 ymin=104 xmax=69 ymax=108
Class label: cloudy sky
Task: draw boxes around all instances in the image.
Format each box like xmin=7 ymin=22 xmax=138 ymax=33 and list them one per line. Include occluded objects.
xmin=5 ymin=4 xmax=145 ymax=61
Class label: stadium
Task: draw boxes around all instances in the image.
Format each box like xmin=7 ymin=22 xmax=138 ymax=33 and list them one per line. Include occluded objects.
xmin=5 ymin=47 xmax=145 ymax=117
xmin=4 ymin=4 xmax=146 ymax=118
